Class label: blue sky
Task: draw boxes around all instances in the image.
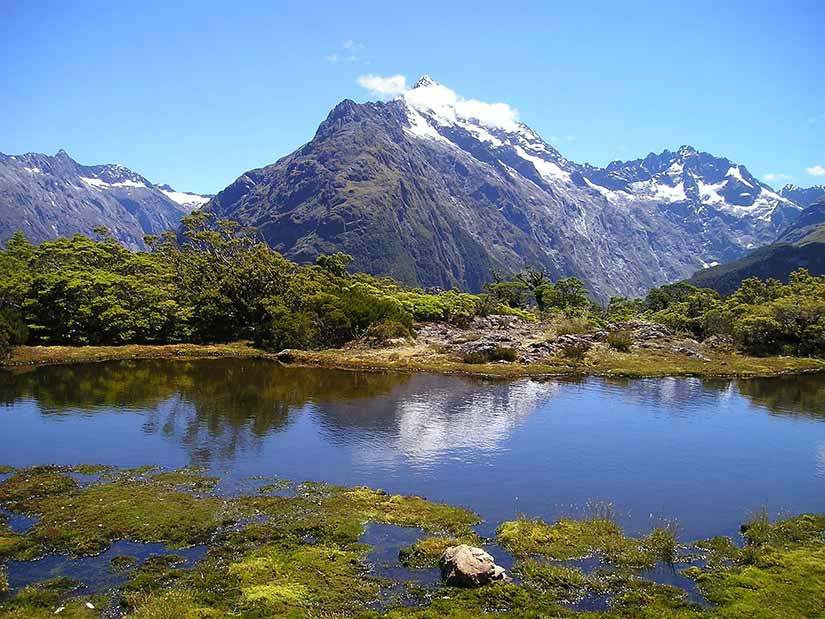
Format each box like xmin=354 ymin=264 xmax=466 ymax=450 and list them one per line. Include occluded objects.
xmin=2 ymin=0 xmax=823 ymax=194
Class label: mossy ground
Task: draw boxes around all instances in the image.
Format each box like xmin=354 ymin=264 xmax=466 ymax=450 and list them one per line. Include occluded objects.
xmin=1 ymin=466 xmax=824 ymax=618
xmin=496 ymin=516 xmax=677 ymax=568
xmin=398 ymin=535 xmax=476 ymax=568
xmin=5 ymin=340 xmax=824 ymax=378
xmin=283 ymin=345 xmax=825 ymax=379
xmin=3 ymin=342 xmax=266 ymax=369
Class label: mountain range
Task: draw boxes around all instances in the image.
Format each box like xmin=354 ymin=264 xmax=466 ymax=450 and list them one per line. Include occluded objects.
xmin=201 ymin=76 xmax=803 ymax=300
xmin=0 ymin=150 xmax=209 ymax=249
xmin=1 ymin=75 xmax=822 ymax=299
xmin=688 ymin=197 xmax=825 ymax=294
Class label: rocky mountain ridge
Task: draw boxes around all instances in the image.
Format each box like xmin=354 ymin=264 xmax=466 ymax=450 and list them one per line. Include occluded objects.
xmin=0 ymin=150 xmax=208 ymax=248
xmin=202 ymin=75 xmax=802 ymax=300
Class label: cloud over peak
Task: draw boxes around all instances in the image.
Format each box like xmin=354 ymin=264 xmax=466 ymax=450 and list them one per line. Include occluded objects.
xmin=356 ymin=73 xmax=522 ymax=133
xmin=356 ymin=74 xmax=408 ymax=97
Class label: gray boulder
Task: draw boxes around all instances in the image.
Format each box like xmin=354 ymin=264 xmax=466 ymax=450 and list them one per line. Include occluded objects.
xmin=439 ymin=545 xmax=510 ymax=587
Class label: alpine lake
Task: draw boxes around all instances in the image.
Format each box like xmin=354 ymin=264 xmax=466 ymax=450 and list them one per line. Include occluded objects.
xmin=1 ymin=358 xmax=824 ymax=617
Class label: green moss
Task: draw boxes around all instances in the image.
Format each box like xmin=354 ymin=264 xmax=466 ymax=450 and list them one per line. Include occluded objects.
xmin=24 ymin=479 xmax=232 ymax=555
xmin=694 ymin=544 xmax=825 ymax=618
xmin=684 ymin=512 xmax=825 ymax=619
xmin=514 ymin=560 xmax=598 ymax=602
xmin=741 ymin=512 xmax=825 ymax=547
xmin=122 ymin=589 xmax=223 ymax=619
xmin=109 ymin=555 xmax=138 ymax=571
xmin=257 ymin=479 xmax=292 ymax=494
xmin=0 ymin=521 xmax=38 ymax=561
xmin=0 ymin=467 xmax=78 ymax=510
xmin=0 ymin=466 xmax=14 ymax=475
xmin=0 ymin=578 xmax=106 ymax=619
xmin=399 ymin=536 xmax=469 ymax=568
xmin=381 ymin=581 xmax=566 ymax=618
xmin=606 ymin=573 xmax=703 ymax=618
xmin=0 ymin=566 xmax=7 ymax=593
xmin=243 ymin=484 xmax=479 ymax=546
xmin=227 ymin=541 xmax=381 ymax=614
xmin=496 ymin=516 xmax=676 ymax=568
xmin=66 ymin=464 xmax=111 ymax=475
xmin=149 ymin=468 xmax=219 ymax=493
xmin=123 ymin=555 xmax=188 ymax=593
xmin=693 ymin=535 xmax=742 ymax=567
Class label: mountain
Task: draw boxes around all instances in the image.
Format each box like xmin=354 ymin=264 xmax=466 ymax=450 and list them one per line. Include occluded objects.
xmin=688 ymin=198 xmax=825 ymax=293
xmin=779 ymin=184 xmax=825 ymax=208
xmin=0 ymin=150 xmax=208 ymax=249
xmin=156 ymin=184 xmax=213 ymax=211
xmin=202 ymin=76 xmax=801 ymax=300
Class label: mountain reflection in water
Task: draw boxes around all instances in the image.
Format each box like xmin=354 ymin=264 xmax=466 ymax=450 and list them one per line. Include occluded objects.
xmin=1 ymin=359 xmax=824 ymax=539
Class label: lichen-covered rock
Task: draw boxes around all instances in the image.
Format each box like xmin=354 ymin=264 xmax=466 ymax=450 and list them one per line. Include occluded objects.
xmin=439 ymin=544 xmax=510 ymax=587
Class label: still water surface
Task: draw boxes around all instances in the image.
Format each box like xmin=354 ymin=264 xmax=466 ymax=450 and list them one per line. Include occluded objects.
xmin=2 ymin=359 xmax=824 ymax=541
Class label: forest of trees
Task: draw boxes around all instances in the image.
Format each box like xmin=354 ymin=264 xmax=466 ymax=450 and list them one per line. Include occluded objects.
xmin=0 ymin=213 xmax=823 ymax=359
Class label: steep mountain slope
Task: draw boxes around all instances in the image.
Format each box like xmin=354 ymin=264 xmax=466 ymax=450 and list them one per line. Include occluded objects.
xmin=0 ymin=150 xmax=207 ymax=248
xmin=779 ymin=184 xmax=825 ymax=208
xmin=203 ymin=76 xmax=802 ymax=299
xmin=688 ymin=198 xmax=825 ymax=293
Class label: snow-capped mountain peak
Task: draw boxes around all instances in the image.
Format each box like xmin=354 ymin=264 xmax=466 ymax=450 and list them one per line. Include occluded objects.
xmin=397 ymin=75 xmax=572 ymax=184
xmin=412 ymin=74 xmax=437 ymax=89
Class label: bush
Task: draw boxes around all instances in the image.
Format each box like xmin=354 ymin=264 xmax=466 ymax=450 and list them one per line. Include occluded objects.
xmin=462 ymin=346 xmax=517 ymax=364
xmin=255 ymin=299 xmax=318 ymax=351
xmin=365 ymin=319 xmax=412 ymax=345
xmin=560 ymin=341 xmax=590 ymax=362
xmin=554 ymin=316 xmax=591 ymax=336
xmin=606 ymin=330 xmax=633 ymax=352
xmin=0 ymin=309 xmax=27 ymax=357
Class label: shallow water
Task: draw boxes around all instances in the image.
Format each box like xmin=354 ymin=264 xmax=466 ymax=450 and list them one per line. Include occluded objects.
xmin=1 ymin=358 xmax=824 ymax=543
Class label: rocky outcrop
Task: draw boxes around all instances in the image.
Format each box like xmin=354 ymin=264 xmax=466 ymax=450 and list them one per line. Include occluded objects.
xmin=439 ymin=545 xmax=510 ymax=587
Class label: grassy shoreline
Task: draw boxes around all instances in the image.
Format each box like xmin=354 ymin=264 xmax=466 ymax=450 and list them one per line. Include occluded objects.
xmin=4 ymin=341 xmax=825 ymax=379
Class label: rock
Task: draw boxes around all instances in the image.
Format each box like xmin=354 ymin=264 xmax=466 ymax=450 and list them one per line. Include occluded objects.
xmin=703 ymin=334 xmax=735 ymax=351
xmin=622 ymin=320 xmax=674 ymax=341
xmin=439 ymin=544 xmax=510 ymax=587
xmin=276 ymin=350 xmax=295 ymax=363
xmin=671 ymin=346 xmax=710 ymax=361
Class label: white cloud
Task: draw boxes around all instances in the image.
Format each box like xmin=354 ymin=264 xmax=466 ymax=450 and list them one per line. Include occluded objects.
xmin=763 ymin=172 xmax=792 ymax=182
xmin=807 ymin=165 xmax=825 ymax=177
xmin=356 ymin=74 xmax=408 ymax=98
xmin=342 ymin=39 xmax=364 ymax=50
xmin=326 ymin=40 xmax=364 ymax=63
xmin=325 ymin=53 xmax=357 ymax=64
xmin=402 ymin=79 xmax=522 ymax=132
xmin=355 ymin=74 xmax=526 ymax=134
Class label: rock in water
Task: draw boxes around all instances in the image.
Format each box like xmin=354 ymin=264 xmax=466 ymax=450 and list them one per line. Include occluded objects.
xmin=439 ymin=544 xmax=509 ymax=587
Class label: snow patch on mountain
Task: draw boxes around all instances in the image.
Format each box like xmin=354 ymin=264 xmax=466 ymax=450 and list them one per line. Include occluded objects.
xmin=80 ymin=176 xmax=147 ymax=189
xmin=157 ymin=186 xmax=211 ymax=209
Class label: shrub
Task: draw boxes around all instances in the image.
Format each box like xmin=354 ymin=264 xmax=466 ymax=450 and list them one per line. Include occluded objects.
xmin=462 ymin=346 xmax=517 ymax=364
xmin=560 ymin=341 xmax=590 ymax=362
xmin=256 ymin=299 xmax=318 ymax=351
xmin=554 ymin=316 xmax=591 ymax=336
xmin=365 ymin=319 xmax=412 ymax=344
xmin=606 ymin=329 xmax=633 ymax=352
